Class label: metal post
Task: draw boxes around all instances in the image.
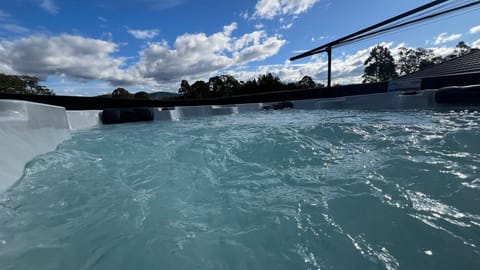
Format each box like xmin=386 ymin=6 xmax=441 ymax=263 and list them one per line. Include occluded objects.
xmin=326 ymin=47 xmax=332 ymax=88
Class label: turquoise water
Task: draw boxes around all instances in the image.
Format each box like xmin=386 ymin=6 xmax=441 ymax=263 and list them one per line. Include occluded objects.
xmin=1 ymin=109 xmax=480 ymax=270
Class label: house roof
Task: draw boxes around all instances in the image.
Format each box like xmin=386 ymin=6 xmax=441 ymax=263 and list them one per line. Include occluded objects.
xmin=396 ymin=49 xmax=480 ymax=81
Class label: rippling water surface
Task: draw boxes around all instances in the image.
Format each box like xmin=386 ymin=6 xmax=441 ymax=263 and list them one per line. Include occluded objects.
xmin=1 ymin=109 xmax=480 ymax=270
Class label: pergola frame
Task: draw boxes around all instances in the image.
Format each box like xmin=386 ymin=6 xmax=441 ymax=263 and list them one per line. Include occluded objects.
xmin=289 ymin=0 xmax=449 ymax=87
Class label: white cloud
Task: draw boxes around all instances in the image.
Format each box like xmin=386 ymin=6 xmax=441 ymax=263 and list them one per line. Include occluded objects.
xmin=472 ymin=39 xmax=480 ymax=49
xmin=1 ymin=24 xmax=29 ymax=34
xmin=39 ymin=0 xmax=59 ymax=14
xmin=46 ymin=78 xmax=116 ymax=96
xmin=233 ymin=30 xmax=263 ymax=50
xmin=0 ymin=34 xmax=141 ymax=85
xmin=255 ymin=23 xmax=264 ymax=30
xmin=470 ymin=25 xmax=480 ymax=34
xmin=434 ymin=32 xmax=462 ymax=45
xmin=428 ymin=46 xmax=456 ymax=57
xmin=0 ymin=23 xmax=285 ymax=91
xmin=234 ymin=35 xmax=285 ymax=64
xmin=240 ymin=10 xmax=249 ymax=20
xmin=311 ymin=35 xmax=327 ymax=42
xmin=254 ymin=0 xmax=319 ymax=19
xmin=134 ymin=22 xmax=285 ymax=83
xmin=98 ymin=16 xmax=108 ymax=23
xmin=127 ymin=29 xmax=160 ymax=40
xmin=281 ymin=23 xmax=293 ymax=30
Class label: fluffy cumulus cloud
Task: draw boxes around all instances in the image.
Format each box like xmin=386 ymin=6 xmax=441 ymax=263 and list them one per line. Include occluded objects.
xmin=127 ymin=29 xmax=160 ymax=40
xmin=0 ymin=34 xmax=141 ymax=85
xmin=0 ymin=23 xmax=285 ymax=88
xmin=428 ymin=46 xmax=456 ymax=57
xmin=134 ymin=22 xmax=285 ymax=82
xmin=254 ymin=0 xmax=319 ymax=19
xmin=434 ymin=32 xmax=462 ymax=45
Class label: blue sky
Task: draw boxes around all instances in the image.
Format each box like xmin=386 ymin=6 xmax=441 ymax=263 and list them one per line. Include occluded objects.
xmin=1 ymin=0 xmax=479 ymax=96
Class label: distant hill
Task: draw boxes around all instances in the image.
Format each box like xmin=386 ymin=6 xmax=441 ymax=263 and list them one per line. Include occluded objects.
xmin=95 ymin=91 xmax=178 ymax=100
xmin=149 ymin=91 xmax=178 ymax=100
xmin=96 ymin=94 xmax=113 ymax=98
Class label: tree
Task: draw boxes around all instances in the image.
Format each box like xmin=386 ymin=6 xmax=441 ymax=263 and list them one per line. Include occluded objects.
xmin=241 ymin=79 xmax=259 ymax=94
xmin=0 ymin=74 xmax=25 ymax=94
xmin=363 ymin=45 xmax=398 ymax=83
xmin=112 ymin=87 xmax=131 ymax=98
xmin=257 ymin=73 xmax=282 ymax=92
xmin=190 ymin=81 xmax=209 ymax=98
xmin=208 ymin=76 xmax=224 ymax=97
xmin=208 ymin=75 xmax=240 ymax=97
xmin=444 ymin=41 xmax=479 ymax=61
xmin=176 ymin=73 xmax=321 ymax=99
xmin=397 ymin=47 xmax=442 ymax=76
xmin=220 ymin=75 xmax=240 ymax=96
xmin=416 ymin=48 xmax=443 ymax=69
xmin=297 ymin=75 xmax=316 ymax=89
xmin=455 ymin=41 xmax=472 ymax=57
xmin=178 ymin=80 xmax=192 ymax=97
xmin=0 ymin=73 xmax=54 ymax=95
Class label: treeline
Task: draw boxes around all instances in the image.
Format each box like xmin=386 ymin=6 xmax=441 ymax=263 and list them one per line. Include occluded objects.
xmin=0 ymin=73 xmax=55 ymax=95
xmin=363 ymin=41 xmax=478 ymax=83
xmin=178 ymin=74 xmax=322 ymax=99
xmin=101 ymin=88 xmax=151 ymax=100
